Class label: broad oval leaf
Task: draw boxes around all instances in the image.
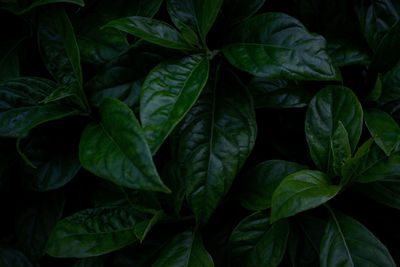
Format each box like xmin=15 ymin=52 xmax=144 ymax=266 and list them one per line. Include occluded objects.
xmin=222 ymin=13 xmax=339 ymax=80
xmin=166 ymin=0 xmax=224 ymax=43
xmin=382 ymin=59 xmax=400 ymax=102
xmin=229 ymin=211 xmax=289 ymax=267
xmin=140 ymin=54 xmax=209 ymax=154
xmin=248 ymin=78 xmax=312 ymax=109
xmin=365 ymin=108 xmax=400 ymax=156
xmin=79 ymin=97 xmax=170 ymax=193
xmin=271 ymin=170 xmax=341 ymax=222
xmin=0 ymin=77 xmax=80 ymax=138
xmin=152 ymin=230 xmax=213 ymax=267
xmin=104 ymin=16 xmax=193 ymax=50
xmin=239 ymin=160 xmax=307 ymax=211
xmin=172 ymin=69 xmax=257 ymax=226
xmin=326 ymin=39 xmax=371 ymax=67
xmin=45 ymin=206 xmax=148 ymax=258
xmin=320 ymin=209 xmax=396 ymax=267
xmin=305 ymin=85 xmax=363 ymax=172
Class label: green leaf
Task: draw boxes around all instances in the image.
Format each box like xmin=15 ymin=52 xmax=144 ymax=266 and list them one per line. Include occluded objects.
xmin=152 ymin=230 xmax=214 ymax=267
xmin=0 ymin=38 xmax=23 ymax=82
xmin=220 ymin=0 xmax=266 ymax=25
xmin=0 ymin=77 xmax=80 ymax=138
xmin=357 ymin=152 xmax=400 ymax=183
xmin=104 ymin=16 xmax=193 ymax=50
xmin=330 ymin=121 xmax=351 ymax=176
xmin=357 ymin=177 xmax=400 ymax=210
xmin=326 ymin=39 xmax=371 ymax=67
xmin=0 ymin=0 xmax=84 ymax=14
xmin=79 ymin=97 xmax=170 ymax=193
xmin=239 ymin=160 xmax=307 ymax=211
xmin=45 ymin=206 xmax=148 ymax=258
xmin=37 ymin=6 xmax=83 ymax=87
xmin=271 ymin=170 xmax=341 ymax=222
xmin=229 ymin=211 xmax=289 ymax=267
xmin=140 ymin=54 xmax=209 ymax=154
xmin=365 ymin=108 xmax=400 ymax=156
xmin=222 ymin=13 xmax=339 ymax=81
xmin=289 ymin=215 xmax=326 ymax=267
xmin=133 ymin=210 xmax=165 ymax=242
xmin=73 ymin=0 xmax=162 ymax=66
xmin=166 ymin=0 xmax=224 ymax=44
xmin=320 ymin=208 xmax=395 ymax=267
xmin=366 ymin=74 xmax=382 ymax=102
xmin=355 ymin=0 xmax=399 ymax=51
xmin=172 ymin=69 xmax=256 ymax=226
xmin=305 ymin=85 xmax=363 ymax=172
xmin=15 ymin=191 xmax=65 ymax=261
xmin=248 ymin=78 xmax=312 ymax=109
xmin=19 ymin=129 xmax=81 ymax=191
xmin=0 ymin=248 xmax=33 ymax=267
xmin=382 ymin=60 xmax=400 ymax=102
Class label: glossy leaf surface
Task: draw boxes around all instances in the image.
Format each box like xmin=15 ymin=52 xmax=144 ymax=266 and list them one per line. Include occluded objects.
xmin=172 ymin=69 xmax=256 ymax=226
xmin=239 ymin=160 xmax=307 ymax=211
xmin=223 ymin=13 xmax=338 ymax=80
xmin=45 ymin=206 xmax=148 ymax=257
xmin=152 ymin=230 xmax=213 ymax=267
xmin=141 ymin=54 xmax=209 ymax=154
xmin=104 ymin=16 xmax=192 ymax=50
xmin=305 ymin=85 xmax=363 ymax=172
xmin=229 ymin=211 xmax=289 ymax=267
xmin=79 ymin=98 xmax=169 ymax=192
xmin=271 ymin=170 xmax=341 ymax=222
xmin=320 ymin=209 xmax=395 ymax=267
xmin=365 ymin=108 xmax=400 ymax=156
xmin=330 ymin=121 xmax=351 ymax=175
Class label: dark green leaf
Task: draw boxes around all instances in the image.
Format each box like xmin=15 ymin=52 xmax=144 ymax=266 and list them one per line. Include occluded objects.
xmin=73 ymin=0 xmax=162 ymax=65
xmin=0 ymin=77 xmax=80 ymax=138
xmin=382 ymin=59 xmax=400 ymax=102
xmin=320 ymin=208 xmax=395 ymax=267
xmin=271 ymin=170 xmax=341 ymax=222
xmin=0 ymin=248 xmax=33 ymax=267
xmin=229 ymin=211 xmax=289 ymax=267
xmin=79 ymin=97 xmax=170 ymax=193
xmin=305 ymin=85 xmax=363 ymax=172
xmin=172 ymin=69 xmax=256 ymax=226
xmin=0 ymin=0 xmax=84 ymax=14
xmin=289 ymin=215 xmax=326 ymax=267
xmin=220 ymin=0 xmax=266 ymax=25
xmin=15 ymin=191 xmax=65 ymax=261
xmin=37 ymin=6 xmax=83 ymax=87
xmin=0 ymin=38 xmax=23 ymax=82
xmin=366 ymin=74 xmax=382 ymax=102
xmin=327 ymin=39 xmax=371 ymax=67
xmin=222 ymin=13 xmax=339 ymax=80
xmin=357 ymin=177 xmax=400 ymax=210
xmin=45 ymin=206 xmax=148 ymax=257
xmin=152 ymin=230 xmax=213 ymax=267
xmin=248 ymin=78 xmax=312 ymax=109
xmin=140 ymin=54 xmax=209 ymax=154
xmin=166 ymin=0 xmax=224 ymax=44
xmin=104 ymin=16 xmax=193 ymax=50
xmin=239 ymin=160 xmax=307 ymax=211
xmin=331 ymin=121 xmax=351 ymax=176
xmin=365 ymin=108 xmax=400 ymax=156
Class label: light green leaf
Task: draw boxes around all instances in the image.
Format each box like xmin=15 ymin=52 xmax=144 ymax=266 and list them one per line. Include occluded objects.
xmin=141 ymin=54 xmax=209 ymax=154
xmin=239 ymin=160 xmax=307 ymax=211
xmin=152 ymin=230 xmax=214 ymax=267
xmin=365 ymin=108 xmax=400 ymax=156
xmin=305 ymin=85 xmax=363 ymax=172
xmin=79 ymin=97 xmax=170 ymax=193
xmin=271 ymin=170 xmax=341 ymax=222
xmin=104 ymin=16 xmax=193 ymax=50
xmin=320 ymin=208 xmax=395 ymax=267
xmin=223 ymin=13 xmax=339 ymax=80
xmin=229 ymin=211 xmax=289 ymax=267
xmin=45 ymin=206 xmax=148 ymax=257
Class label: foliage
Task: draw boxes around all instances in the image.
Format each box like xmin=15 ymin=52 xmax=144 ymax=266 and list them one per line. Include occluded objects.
xmin=1 ymin=0 xmax=400 ymax=266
